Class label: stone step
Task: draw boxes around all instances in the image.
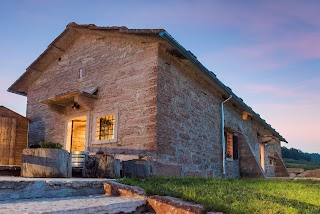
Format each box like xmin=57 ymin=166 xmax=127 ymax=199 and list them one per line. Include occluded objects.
xmin=0 ymin=195 xmax=146 ymax=214
xmin=0 ymin=177 xmax=111 ymax=201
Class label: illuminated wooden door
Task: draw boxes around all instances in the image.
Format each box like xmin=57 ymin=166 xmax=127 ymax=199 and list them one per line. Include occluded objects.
xmin=66 ymin=116 xmax=87 ymax=152
xmin=0 ymin=117 xmax=17 ymax=165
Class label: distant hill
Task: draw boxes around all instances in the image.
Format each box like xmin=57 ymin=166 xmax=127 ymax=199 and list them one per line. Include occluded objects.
xmin=281 ymin=146 xmax=320 ymax=170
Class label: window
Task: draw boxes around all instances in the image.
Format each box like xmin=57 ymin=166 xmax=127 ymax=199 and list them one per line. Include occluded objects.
xmin=96 ymin=114 xmax=115 ymax=140
xmin=225 ymin=130 xmax=239 ymax=160
xmin=79 ymin=68 xmax=83 ymax=79
xmin=92 ymin=110 xmax=118 ymax=144
xmin=269 ymin=159 xmax=273 ymax=166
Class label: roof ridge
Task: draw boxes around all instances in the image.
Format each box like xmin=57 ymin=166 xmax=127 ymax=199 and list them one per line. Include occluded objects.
xmin=66 ymin=22 xmax=165 ymax=33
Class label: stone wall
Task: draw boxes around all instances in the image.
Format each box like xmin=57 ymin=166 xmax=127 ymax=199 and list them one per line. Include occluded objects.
xmin=223 ymin=101 xmax=283 ymax=177
xmin=238 ymin=134 xmax=265 ymax=178
xmin=155 ymin=48 xmax=223 ymax=177
xmin=27 ymin=33 xmax=158 ymax=158
xmin=154 ymin=46 xmax=282 ymax=178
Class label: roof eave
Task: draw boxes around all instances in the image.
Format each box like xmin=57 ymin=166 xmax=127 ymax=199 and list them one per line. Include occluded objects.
xmin=159 ymin=31 xmax=287 ymax=143
xmin=7 ymin=88 xmax=27 ymax=96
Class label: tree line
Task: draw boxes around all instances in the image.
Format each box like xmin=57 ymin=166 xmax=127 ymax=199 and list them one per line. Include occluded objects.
xmin=281 ymin=146 xmax=320 ymax=163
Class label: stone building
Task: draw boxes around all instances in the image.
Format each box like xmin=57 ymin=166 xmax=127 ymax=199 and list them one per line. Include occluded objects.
xmin=8 ymin=23 xmax=289 ymax=178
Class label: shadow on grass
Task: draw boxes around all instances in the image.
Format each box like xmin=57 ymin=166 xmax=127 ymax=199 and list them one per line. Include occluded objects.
xmin=262 ymin=194 xmax=320 ymax=213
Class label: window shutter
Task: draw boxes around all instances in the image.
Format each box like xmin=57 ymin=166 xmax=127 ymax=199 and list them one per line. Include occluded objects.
xmin=233 ymin=135 xmax=239 ymax=159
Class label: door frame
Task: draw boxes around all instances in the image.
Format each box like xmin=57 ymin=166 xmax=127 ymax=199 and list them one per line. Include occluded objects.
xmin=64 ymin=112 xmax=90 ymax=152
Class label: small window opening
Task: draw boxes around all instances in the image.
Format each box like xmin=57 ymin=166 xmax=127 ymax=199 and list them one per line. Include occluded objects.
xmin=269 ymin=159 xmax=273 ymax=165
xmin=79 ymin=68 xmax=83 ymax=79
xmin=225 ymin=130 xmax=239 ymax=160
xmin=58 ymin=57 xmax=61 ymax=61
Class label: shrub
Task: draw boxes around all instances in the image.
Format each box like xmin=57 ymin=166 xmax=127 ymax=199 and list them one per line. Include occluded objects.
xmin=38 ymin=141 xmax=63 ymax=149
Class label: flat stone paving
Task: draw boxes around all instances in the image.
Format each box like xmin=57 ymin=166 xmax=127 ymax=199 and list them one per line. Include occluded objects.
xmin=0 ymin=177 xmax=147 ymax=213
xmin=0 ymin=176 xmax=115 ymax=201
xmin=0 ymin=195 xmax=146 ymax=214
xmin=0 ymin=176 xmax=112 ymax=182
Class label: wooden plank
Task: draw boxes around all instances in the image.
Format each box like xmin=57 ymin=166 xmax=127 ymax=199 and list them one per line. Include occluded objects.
xmin=2 ymin=118 xmax=9 ymax=164
xmin=1 ymin=118 xmax=9 ymax=165
xmin=74 ymin=94 xmax=95 ymax=110
xmin=0 ymin=118 xmax=4 ymax=164
xmin=9 ymin=118 xmax=17 ymax=165
xmin=0 ymin=117 xmax=17 ymax=165
xmin=48 ymin=103 xmax=66 ymax=115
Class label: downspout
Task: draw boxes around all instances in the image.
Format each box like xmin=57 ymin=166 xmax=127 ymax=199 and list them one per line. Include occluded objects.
xmin=221 ymin=95 xmax=232 ymax=177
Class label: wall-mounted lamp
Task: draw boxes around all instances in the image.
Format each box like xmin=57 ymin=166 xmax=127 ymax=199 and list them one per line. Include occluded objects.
xmin=72 ymin=102 xmax=80 ymax=109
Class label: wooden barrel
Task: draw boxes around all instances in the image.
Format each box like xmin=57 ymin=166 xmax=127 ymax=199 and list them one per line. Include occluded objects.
xmin=72 ymin=151 xmax=88 ymax=168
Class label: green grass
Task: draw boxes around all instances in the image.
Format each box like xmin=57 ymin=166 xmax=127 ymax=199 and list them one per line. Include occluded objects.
xmin=284 ymin=158 xmax=320 ymax=170
xmin=120 ymin=177 xmax=320 ymax=214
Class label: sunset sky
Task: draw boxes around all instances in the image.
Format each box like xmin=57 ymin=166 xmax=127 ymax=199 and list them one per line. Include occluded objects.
xmin=0 ymin=0 xmax=319 ymax=153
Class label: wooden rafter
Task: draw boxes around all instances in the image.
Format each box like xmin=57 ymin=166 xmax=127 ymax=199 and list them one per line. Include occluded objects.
xmin=39 ymin=89 xmax=98 ymax=114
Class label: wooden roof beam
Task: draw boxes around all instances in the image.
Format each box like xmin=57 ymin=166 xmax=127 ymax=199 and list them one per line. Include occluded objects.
xmin=242 ymin=111 xmax=253 ymax=120
xmin=259 ymin=135 xmax=279 ymax=144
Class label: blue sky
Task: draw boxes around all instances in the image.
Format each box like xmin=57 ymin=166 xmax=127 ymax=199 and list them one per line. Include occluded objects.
xmin=0 ymin=0 xmax=319 ymax=153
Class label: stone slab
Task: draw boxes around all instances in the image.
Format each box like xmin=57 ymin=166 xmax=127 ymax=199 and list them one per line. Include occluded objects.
xmin=298 ymin=169 xmax=320 ymax=178
xmin=0 ymin=177 xmax=112 ymax=201
xmin=104 ymin=180 xmax=146 ymax=198
xmin=0 ymin=195 xmax=146 ymax=214
xmin=286 ymin=168 xmax=304 ymax=173
xmin=22 ymin=148 xmax=71 ymax=178
xmin=105 ymin=181 xmax=206 ymax=214
xmin=147 ymin=195 xmax=205 ymax=214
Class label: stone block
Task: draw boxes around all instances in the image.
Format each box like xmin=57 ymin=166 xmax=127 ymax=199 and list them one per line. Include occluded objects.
xmin=147 ymin=195 xmax=205 ymax=214
xmin=104 ymin=181 xmax=146 ymax=198
xmin=298 ymin=169 xmax=320 ymax=178
xmin=153 ymin=162 xmax=182 ymax=176
xmin=122 ymin=160 xmax=152 ymax=178
xmin=22 ymin=148 xmax=71 ymax=178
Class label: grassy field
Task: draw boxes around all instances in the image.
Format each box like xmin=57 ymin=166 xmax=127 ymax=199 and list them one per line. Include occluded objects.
xmin=283 ymin=158 xmax=320 ymax=170
xmin=120 ymin=177 xmax=320 ymax=214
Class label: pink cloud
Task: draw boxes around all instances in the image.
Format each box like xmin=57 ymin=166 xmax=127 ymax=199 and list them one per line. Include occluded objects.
xmin=243 ymin=83 xmax=320 ymax=105
xmin=213 ymin=1 xmax=320 ymax=33
xmin=296 ymin=77 xmax=320 ymax=92
xmin=194 ymin=1 xmax=320 ymax=72
xmin=253 ymin=101 xmax=320 ymax=153
xmin=100 ymin=0 xmax=319 ymax=32
xmin=201 ymin=29 xmax=320 ymax=73
xmin=241 ymin=31 xmax=320 ymax=59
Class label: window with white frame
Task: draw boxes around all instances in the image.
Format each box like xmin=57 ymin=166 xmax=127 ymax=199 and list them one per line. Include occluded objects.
xmin=79 ymin=68 xmax=83 ymax=79
xmin=93 ymin=110 xmax=118 ymax=143
xmin=96 ymin=114 xmax=115 ymax=140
